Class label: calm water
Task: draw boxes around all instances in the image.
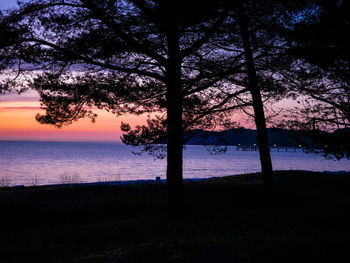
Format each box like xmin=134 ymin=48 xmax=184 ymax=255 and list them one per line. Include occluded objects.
xmin=0 ymin=141 xmax=349 ymax=186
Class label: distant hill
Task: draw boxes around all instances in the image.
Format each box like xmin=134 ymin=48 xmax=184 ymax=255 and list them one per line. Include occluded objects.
xmin=184 ymin=128 xmax=339 ymax=147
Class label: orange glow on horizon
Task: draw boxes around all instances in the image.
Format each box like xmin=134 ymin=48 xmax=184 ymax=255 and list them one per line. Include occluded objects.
xmin=0 ymin=100 xmax=147 ymax=141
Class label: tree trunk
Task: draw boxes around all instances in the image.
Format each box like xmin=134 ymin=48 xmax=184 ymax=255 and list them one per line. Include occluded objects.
xmin=239 ymin=14 xmax=274 ymax=207
xmin=165 ymin=21 xmax=184 ymax=216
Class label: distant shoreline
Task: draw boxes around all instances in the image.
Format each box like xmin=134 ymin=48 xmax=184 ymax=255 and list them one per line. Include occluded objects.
xmin=11 ymin=177 xmax=216 ymax=188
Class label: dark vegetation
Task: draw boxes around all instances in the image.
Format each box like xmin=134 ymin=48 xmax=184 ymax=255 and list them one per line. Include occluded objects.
xmin=1 ymin=171 xmax=350 ymax=263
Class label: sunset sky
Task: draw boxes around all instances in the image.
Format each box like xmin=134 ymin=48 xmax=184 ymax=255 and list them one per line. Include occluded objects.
xmin=0 ymin=90 xmax=148 ymax=141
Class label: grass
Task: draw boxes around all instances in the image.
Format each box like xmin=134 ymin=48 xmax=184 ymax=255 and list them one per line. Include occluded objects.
xmin=1 ymin=170 xmax=350 ymax=262
xmin=58 ymin=173 xmax=83 ymax=184
xmin=0 ymin=176 xmax=12 ymax=187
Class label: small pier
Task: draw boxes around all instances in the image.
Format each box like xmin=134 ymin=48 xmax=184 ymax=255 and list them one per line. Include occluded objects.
xmin=236 ymin=145 xmax=305 ymax=152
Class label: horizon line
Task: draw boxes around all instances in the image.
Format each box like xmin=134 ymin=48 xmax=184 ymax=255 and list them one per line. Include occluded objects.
xmin=0 ymin=139 xmax=124 ymax=143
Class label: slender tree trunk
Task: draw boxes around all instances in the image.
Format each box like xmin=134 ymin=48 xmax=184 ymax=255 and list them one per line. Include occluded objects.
xmin=165 ymin=21 xmax=184 ymax=216
xmin=239 ymin=14 xmax=274 ymax=207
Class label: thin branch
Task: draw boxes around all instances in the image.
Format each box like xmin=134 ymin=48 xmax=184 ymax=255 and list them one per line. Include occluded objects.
xmin=180 ymin=12 xmax=228 ymax=59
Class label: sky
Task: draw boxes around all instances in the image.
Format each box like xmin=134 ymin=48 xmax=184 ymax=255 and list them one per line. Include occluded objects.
xmin=0 ymin=0 xmax=18 ymax=10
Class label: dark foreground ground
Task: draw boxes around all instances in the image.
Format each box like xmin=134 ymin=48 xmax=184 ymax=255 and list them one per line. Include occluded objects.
xmin=1 ymin=170 xmax=350 ymax=263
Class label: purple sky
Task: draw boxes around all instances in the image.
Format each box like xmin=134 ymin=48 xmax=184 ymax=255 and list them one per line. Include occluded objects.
xmin=0 ymin=0 xmax=18 ymax=10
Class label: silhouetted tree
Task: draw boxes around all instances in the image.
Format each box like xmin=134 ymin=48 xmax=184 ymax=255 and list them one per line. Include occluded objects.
xmin=116 ymin=0 xmax=327 ymax=207
xmin=121 ymin=0 xmax=315 ymax=206
xmin=217 ymin=0 xmax=305 ymax=206
xmin=278 ymin=0 xmax=350 ymax=158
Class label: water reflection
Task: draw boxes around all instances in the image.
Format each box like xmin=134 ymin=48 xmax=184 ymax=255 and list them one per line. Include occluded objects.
xmin=0 ymin=141 xmax=349 ymax=186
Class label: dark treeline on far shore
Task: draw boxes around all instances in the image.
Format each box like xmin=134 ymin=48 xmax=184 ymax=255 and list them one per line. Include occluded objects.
xmin=182 ymin=127 xmax=350 ymax=147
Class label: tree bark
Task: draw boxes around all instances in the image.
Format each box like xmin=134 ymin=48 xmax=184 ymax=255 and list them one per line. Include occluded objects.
xmin=165 ymin=20 xmax=184 ymax=216
xmin=239 ymin=14 xmax=274 ymax=207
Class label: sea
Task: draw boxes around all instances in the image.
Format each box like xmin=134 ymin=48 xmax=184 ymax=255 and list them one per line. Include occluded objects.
xmin=0 ymin=140 xmax=349 ymax=186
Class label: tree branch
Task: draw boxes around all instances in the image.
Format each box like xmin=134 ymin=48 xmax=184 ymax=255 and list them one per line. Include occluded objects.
xmin=80 ymin=0 xmax=167 ymax=65
xmin=180 ymin=12 xmax=228 ymax=59
xmin=23 ymin=38 xmax=165 ymax=81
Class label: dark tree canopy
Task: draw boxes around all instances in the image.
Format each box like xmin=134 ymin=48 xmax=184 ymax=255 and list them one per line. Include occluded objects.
xmin=287 ymin=0 xmax=350 ymax=79
xmin=280 ymin=0 xmax=349 ymax=127
xmin=276 ymin=0 xmax=350 ymax=158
